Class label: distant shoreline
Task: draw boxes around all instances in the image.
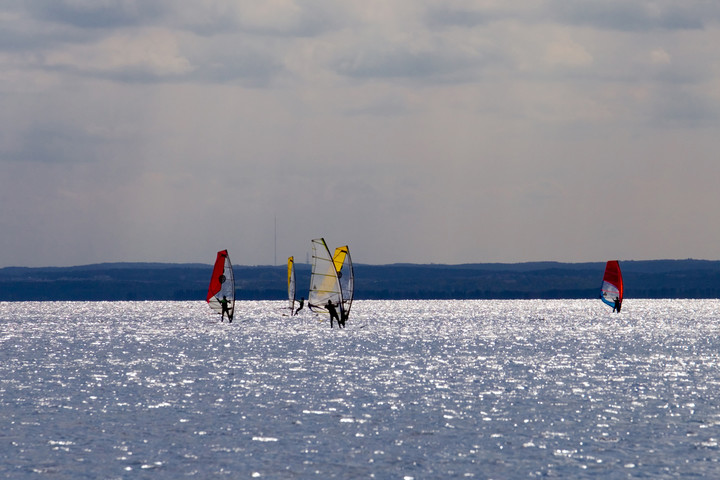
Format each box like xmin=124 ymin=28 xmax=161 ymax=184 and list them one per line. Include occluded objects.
xmin=2 ymin=259 xmax=720 ymax=301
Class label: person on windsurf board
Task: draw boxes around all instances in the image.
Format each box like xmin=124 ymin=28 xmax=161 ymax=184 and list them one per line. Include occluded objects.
xmin=294 ymin=297 xmax=305 ymax=316
xmin=326 ymin=299 xmax=342 ymax=328
xmin=220 ymin=295 xmax=233 ymax=322
xmin=207 ymin=250 xmax=236 ymax=323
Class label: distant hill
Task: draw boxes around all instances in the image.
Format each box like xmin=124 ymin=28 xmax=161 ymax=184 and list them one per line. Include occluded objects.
xmin=2 ymin=259 xmax=720 ymax=301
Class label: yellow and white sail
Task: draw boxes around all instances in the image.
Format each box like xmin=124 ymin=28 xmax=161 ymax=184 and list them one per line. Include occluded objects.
xmin=308 ymin=238 xmax=342 ymax=315
xmin=287 ymin=256 xmax=296 ymax=312
xmin=333 ymin=245 xmax=354 ymax=321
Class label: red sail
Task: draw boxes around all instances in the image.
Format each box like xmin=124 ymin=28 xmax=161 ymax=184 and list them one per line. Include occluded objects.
xmin=601 ymin=260 xmax=623 ymax=304
xmin=206 ymin=250 xmax=229 ymax=302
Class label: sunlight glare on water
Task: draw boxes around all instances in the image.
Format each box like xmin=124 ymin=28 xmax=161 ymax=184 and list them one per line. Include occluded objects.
xmin=2 ymin=299 xmax=720 ymax=478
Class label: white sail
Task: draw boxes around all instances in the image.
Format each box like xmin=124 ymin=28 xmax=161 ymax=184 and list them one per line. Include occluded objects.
xmin=308 ymin=238 xmax=342 ymax=314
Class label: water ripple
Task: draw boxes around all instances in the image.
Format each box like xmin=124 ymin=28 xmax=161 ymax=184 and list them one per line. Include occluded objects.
xmin=2 ymin=299 xmax=720 ymax=478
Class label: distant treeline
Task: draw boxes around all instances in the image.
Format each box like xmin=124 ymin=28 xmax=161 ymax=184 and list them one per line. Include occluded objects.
xmin=2 ymin=259 xmax=720 ymax=301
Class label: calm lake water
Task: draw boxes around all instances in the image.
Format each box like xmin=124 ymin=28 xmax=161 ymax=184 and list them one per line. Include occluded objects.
xmin=2 ymin=299 xmax=720 ymax=479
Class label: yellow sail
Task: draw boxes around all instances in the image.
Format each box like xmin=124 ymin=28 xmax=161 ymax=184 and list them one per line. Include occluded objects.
xmin=333 ymin=245 xmax=354 ymax=322
xmin=287 ymin=256 xmax=295 ymax=311
xmin=333 ymin=246 xmax=348 ymax=274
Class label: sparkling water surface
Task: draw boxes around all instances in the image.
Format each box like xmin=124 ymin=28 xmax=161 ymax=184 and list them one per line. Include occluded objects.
xmin=2 ymin=300 xmax=720 ymax=479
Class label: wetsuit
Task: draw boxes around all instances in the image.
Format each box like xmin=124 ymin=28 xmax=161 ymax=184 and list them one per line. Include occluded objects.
xmin=220 ymin=297 xmax=233 ymax=322
xmin=326 ymin=301 xmax=341 ymax=328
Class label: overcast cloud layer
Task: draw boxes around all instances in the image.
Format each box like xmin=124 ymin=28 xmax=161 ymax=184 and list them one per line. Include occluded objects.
xmin=1 ymin=1 xmax=719 ymax=267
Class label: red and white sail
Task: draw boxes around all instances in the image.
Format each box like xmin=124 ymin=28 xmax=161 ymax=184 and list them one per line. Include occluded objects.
xmin=207 ymin=250 xmax=235 ymax=317
xmin=600 ymin=260 xmax=623 ymax=309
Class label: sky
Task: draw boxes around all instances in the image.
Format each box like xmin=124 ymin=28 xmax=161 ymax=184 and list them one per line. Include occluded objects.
xmin=1 ymin=1 xmax=719 ymax=267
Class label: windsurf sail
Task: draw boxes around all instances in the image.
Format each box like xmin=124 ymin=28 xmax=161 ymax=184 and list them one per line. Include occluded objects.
xmin=288 ymin=256 xmax=296 ymax=313
xmin=600 ymin=260 xmax=623 ymax=311
xmin=333 ymin=245 xmax=354 ymax=322
xmin=207 ymin=250 xmax=235 ymax=320
xmin=308 ymin=238 xmax=342 ymax=316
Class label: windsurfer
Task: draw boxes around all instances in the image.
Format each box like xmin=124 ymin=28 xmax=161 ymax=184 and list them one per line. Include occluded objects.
xmin=613 ymin=297 xmax=622 ymax=313
xmin=326 ymin=299 xmax=341 ymax=328
xmin=294 ymin=297 xmax=305 ymax=316
xmin=220 ymin=295 xmax=233 ymax=322
xmin=339 ymin=306 xmax=347 ymax=327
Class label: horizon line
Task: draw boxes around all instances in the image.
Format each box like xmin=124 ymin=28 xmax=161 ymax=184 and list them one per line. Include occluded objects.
xmin=1 ymin=257 xmax=715 ymax=270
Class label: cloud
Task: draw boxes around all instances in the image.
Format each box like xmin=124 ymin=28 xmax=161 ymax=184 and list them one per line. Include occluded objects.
xmin=41 ymin=29 xmax=194 ymax=80
xmin=160 ymin=0 xmax=347 ymax=38
xmin=0 ymin=7 xmax=100 ymax=53
xmin=543 ymin=36 xmax=593 ymax=68
xmin=4 ymin=24 xmax=287 ymax=86
xmin=25 ymin=0 xmax=166 ymax=29
xmin=423 ymin=4 xmax=513 ymax=29
xmin=546 ymin=0 xmax=713 ymax=32
xmin=650 ymin=48 xmax=671 ymax=65
xmin=342 ymin=93 xmax=414 ymax=117
xmin=325 ymin=22 xmax=502 ymax=84
xmin=647 ymin=88 xmax=720 ymax=127
xmin=422 ymin=1 xmax=719 ymax=32
xmin=0 ymin=123 xmax=110 ymax=164
xmin=331 ymin=41 xmax=491 ymax=81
